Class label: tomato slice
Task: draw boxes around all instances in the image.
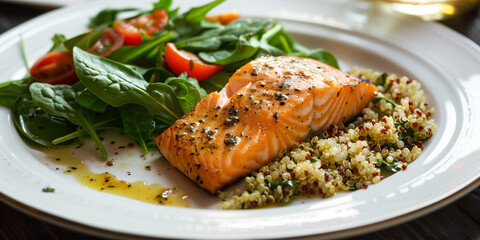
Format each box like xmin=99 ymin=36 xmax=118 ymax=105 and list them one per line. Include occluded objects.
xmin=164 ymin=43 xmax=224 ymax=81
xmin=87 ymin=28 xmax=124 ymax=57
xmin=29 ymin=51 xmax=79 ymax=85
xmin=113 ymin=9 xmax=168 ymax=45
xmin=205 ymin=11 xmax=240 ymax=25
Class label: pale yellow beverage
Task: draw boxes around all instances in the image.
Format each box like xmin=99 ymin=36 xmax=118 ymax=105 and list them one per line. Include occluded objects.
xmin=378 ymin=0 xmax=480 ymax=20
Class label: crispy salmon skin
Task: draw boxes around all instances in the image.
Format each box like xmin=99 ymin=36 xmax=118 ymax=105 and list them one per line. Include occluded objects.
xmin=156 ymin=56 xmax=377 ymax=194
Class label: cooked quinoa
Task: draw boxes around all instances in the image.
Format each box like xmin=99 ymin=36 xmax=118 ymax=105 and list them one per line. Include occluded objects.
xmin=218 ymin=67 xmax=436 ymax=209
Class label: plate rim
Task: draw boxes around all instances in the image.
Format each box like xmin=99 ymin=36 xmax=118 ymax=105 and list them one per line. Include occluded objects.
xmin=1 ymin=0 xmax=480 ymax=239
xmin=2 ymin=177 xmax=479 ymax=240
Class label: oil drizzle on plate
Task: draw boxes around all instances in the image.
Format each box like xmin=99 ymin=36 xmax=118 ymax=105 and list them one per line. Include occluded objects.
xmin=41 ymin=146 xmax=191 ymax=207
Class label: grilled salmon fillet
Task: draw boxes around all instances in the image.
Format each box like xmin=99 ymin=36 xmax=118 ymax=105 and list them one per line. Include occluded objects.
xmin=156 ymin=56 xmax=377 ymax=194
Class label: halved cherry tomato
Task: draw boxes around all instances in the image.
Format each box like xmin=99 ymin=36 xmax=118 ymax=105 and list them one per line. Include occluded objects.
xmin=29 ymin=51 xmax=79 ymax=85
xmin=87 ymin=28 xmax=124 ymax=57
xmin=205 ymin=11 xmax=240 ymax=25
xmin=113 ymin=9 xmax=168 ymax=45
xmin=164 ymin=43 xmax=224 ymax=81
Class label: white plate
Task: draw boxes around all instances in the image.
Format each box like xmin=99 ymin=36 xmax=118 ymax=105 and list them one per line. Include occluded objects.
xmin=1 ymin=0 xmax=480 ymax=239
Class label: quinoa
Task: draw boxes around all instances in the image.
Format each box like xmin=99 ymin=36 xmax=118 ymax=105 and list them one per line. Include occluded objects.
xmin=218 ymin=67 xmax=436 ymax=209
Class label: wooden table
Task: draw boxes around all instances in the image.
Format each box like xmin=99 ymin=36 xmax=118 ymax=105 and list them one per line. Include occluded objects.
xmin=1 ymin=2 xmax=479 ymax=239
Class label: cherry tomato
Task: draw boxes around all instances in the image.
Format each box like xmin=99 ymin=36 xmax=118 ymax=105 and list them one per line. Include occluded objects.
xmin=113 ymin=9 xmax=168 ymax=45
xmin=29 ymin=51 xmax=79 ymax=85
xmin=164 ymin=43 xmax=224 ymax=81
xmin=87 ymin=28 xmax=124 ymax=57
xmin=205 ymin=11 xmax=240 ymax=25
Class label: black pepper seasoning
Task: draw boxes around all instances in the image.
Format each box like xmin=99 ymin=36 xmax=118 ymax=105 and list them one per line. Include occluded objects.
xmin=273 ymin=112 xmax=279 ymax=122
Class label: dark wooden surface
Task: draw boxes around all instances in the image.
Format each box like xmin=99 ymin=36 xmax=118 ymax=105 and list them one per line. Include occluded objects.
xmin=1 ymin=2 xmax=480 ymax=240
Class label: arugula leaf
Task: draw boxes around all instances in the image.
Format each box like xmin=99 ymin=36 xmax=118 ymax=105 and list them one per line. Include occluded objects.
xmin=29 ymin=83 xmax=107 ymax=158
xmin=119 ymin=104 xmax=154 ymax=154
xmin=73 ymin=47 xmax=183 ymax=122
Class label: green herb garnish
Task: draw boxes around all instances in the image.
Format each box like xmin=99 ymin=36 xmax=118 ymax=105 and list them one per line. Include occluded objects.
xmin=371 ymin=96 xmax=398 ymax=110
xmin=42 ymin=186 xmax=55 ymax=193
xmin=378 ymin=158 xmax=400 ymax=172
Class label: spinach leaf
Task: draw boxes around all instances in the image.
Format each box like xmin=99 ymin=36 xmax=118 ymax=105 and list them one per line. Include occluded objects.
xmin=152 ymin=116 xmax=172 ymax=134
xmin=258 ymin=22 xmax=287 ymax=56
xmin=0 ymin=80 xmax=31 ymax=107
xmin=29 ymin=83 xmax=107 ymax=158
xmin=108 ymin=31 xmax=174 ymax=65
xmin=289 ymin=42 xmax=339 ymax=69
xmin=144 ymin=67 xmax=175 ymax=83
xmin=175 ymin=19 xmax=271 ymax=52
xmin=176 ymin=37 xmax=222 ymax=52
xmin=12 ymin=97 xmax=77 ymax=146
xmin=199 ymin=34 xmax=260 ymax=65
xmin=63 ymin=24 xmax=108 ymax=52
xmin=183 ymin=0 xmax=224 ymax=23
xmin=153 ymin=0 xmax=173 ymax=13
xmin=199 ymin=70 xmax=231 ymax=93
xmin=75 ymin=88 xmax=109 ymax=113
xmin=166 ymin=0 xmax=224 ymax=39
xmin=145 ymin=83 xmax=184 ymax=122
xmin=73 ymin=47 xmax=183 ymax=122
xmin=165 ymin=73 xmax=206 ymax=113
xmin=89 ymin=8 xmax=138 ymax=28
xmin=119 ymin=104 xmax=154 ymax=154
xmin=52 ymin=107 xmax=123 ymax=145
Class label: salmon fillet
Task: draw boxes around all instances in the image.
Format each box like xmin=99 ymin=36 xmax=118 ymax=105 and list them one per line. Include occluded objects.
xmin=156 ymin=56 xmax=377 ymax=194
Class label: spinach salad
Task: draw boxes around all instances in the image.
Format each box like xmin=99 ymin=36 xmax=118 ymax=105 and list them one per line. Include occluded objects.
xmin=0 ymin=0 xmax=338 ymax=159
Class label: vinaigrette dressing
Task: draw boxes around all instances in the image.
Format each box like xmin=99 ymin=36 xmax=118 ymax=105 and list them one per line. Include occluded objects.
xmin=40 ymin=145 xmax=191 ymax=207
